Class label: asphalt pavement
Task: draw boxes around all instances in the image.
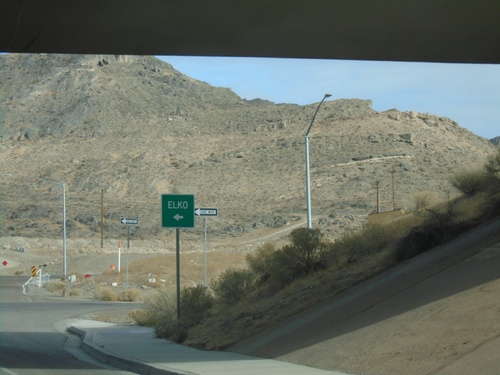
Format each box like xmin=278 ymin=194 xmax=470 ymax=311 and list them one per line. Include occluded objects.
xmin=67 ymin=320 xmax=352 ymax=375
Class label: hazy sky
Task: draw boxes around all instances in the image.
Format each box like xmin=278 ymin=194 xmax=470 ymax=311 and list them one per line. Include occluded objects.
xmin=158 ymin=56 xmax=499 ymax=140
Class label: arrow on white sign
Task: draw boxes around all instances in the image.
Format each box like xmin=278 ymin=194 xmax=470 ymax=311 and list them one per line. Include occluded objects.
xmin=121 ymin=218 xmax=138 ymax=225
xmin=195 ymin=208 xmax=218 ymax=217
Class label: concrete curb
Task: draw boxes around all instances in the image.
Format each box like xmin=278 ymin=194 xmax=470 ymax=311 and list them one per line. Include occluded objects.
xmin=67 ymin=325 xmax=191 ymax=375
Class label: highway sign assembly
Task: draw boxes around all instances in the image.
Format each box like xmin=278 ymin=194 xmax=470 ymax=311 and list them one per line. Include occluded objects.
xmin=121 ymin=217 xmax=138 ymax=225
xmin=31 ymin=265 xmax=37 ymax=277
xmin=162 ymin=194 xmax=195 ymax=228
xmin=195 ymin=207 xmax=218 ymax=217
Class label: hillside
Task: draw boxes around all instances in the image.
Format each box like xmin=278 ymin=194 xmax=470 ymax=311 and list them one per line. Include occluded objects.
xmin=1 ymin=53 xmax=497 ymax=247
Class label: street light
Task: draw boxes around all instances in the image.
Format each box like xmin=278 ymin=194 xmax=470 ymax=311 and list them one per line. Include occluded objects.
xmin=5 ymin=173 xmax=67 ymax=276
xmin=305 ymin=93 xmax=332 ymax=228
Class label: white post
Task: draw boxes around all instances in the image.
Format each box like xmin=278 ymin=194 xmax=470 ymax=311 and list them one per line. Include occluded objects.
xmin=118 ymin=240 xmax=121 ymax=272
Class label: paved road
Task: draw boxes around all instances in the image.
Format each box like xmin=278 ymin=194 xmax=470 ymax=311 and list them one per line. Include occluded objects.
xmin=229 ymin=219 xmax=500 ymax=375
xmin=0 ymin=276 xmax=140 ymax=375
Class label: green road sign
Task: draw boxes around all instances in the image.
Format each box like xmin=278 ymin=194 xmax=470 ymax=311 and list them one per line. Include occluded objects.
xmin=161 ymin=194 xmax=195 ymax=228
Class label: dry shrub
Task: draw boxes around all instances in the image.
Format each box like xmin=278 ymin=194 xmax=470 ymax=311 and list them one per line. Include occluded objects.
xmin=155 ymin=315 xmax=188 ymax=343
xmin=412 ymin=191 xmax=441 ymax=213
xmin=69 ymin=288 xmax=82 ymax=297
xmin=132 ymin=289 xmax=176 ymax=327
xmin=180 ymin=285 xmax=213 ymax=326
xmin=452 ymin=194 xmax=488 ymax=222
xmin=119 ymin=288 xmax=141 ymax=302
xmin=95 ymin=287 xmax=118 ymax=301
xmin=210 ymin=268 xmax=255 ymax=307
xmin=450 ymin=166 xmax=489 ymax=197
xmin=325 ymin=224 xmax=395 ymax=266
xmin=14 ymin=269 xmax=24 ymax=276
xmin=130 ymin=309 xmax=156 ymax=326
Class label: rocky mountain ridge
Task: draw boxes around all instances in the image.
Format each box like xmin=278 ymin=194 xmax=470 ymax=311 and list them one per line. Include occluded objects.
xmin=1 ymin=54 xmax=497 ymax=247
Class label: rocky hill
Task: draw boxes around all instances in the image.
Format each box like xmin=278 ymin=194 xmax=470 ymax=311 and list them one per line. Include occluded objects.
xmin=1 ymin=54 xmax=497 ymax=247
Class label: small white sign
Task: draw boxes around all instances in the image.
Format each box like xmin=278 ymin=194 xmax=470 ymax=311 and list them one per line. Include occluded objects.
xmin=195 ymin=208 xmax=218 ymax=217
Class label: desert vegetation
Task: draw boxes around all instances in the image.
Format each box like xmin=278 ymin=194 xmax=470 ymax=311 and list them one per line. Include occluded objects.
xmin=130 ymin=149 xmax=500 ymax=349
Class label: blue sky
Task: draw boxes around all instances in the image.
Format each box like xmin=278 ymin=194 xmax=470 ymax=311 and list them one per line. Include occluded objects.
xmin=158 ymin=56 xmax=499 ymax=140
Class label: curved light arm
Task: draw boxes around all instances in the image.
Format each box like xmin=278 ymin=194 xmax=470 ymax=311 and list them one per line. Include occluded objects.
xmin=305 ymin=93 xmax=332 ymax=136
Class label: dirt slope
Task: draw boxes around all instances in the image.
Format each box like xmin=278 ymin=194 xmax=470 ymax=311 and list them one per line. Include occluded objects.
xmin=228 ymin=218 xmax=500 ymax=375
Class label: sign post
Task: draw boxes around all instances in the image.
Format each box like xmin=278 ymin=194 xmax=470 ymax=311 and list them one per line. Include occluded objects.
xmin=195 ymin=207 xmax=218 ymax=288
xmin=118 ymin=240 xmax=122 ymax=273
xmin=162 ymin=194 xmax=195 ymax=320
xmin=120 ymin=218 xmax=138 ymax=288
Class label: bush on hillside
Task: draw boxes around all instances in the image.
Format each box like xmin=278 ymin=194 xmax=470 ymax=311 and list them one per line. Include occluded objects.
xmin=245 ymin=242 xmax=276 ymax=284
xmin=287 ymin=227 xmax=328 ymax=273
xmin=450 ymin=166 xmax=489 ymax=197
xmin=180 ymin=285 xmax=213 ymax=326
xmin=412 ymin=191 xmax=441 ymax=214
xmin=242 ymin=228 xmax=330 ymax=294
xmin=133 ymin=289 xmax=176 ymax=327
xmin=155 ymin=314 xmax=189 ymax=343
xmin=131 ymin=289 xmax=187 ymax=342
xmin=394 ymin=223 xmax=444 ymax=261
xmin=133 ymin=286 xmax=212 ymax=343
xmin=325 ymin=224 xmax=394 ymax=266
xmin=210 ymin=268 xmax=255 ymax=307
xmin=485 ymin=149 xmax=500 ymax=194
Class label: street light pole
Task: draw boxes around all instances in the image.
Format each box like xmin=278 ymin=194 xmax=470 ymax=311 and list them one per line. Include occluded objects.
xmin=5 ymin=174 xmax=67 ymax=276
xmin=61 ymin=182 xmax=67 ymax=276
xmin=305 ymin=93 xmax=332 ymax=228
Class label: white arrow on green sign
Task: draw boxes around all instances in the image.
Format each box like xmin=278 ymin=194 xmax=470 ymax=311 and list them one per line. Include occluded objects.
xmin=161 ymin=194 xmax=195 ymax=228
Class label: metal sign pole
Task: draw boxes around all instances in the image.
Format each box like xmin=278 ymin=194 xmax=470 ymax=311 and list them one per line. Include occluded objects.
xmin=126 ymin=225 xmax=130 ymax=288
xmin=118 ymin=240 xmax=121 ymax=273
xmin=203 ymin=217 xmax=207 ymax=288
xmin=194 ymin=207 xmax=218 ymax=289
xmin=176 ymin=228 xmax=181 ymax=320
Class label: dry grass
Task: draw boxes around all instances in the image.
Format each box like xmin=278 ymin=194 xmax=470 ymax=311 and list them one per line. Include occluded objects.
xmin=69 ymin=288 xmax=83 ymax=297
xmin=452 ymin=193 xmax=491 ymax=222
xmin=118 ymin=288 xmax=142 ymax=302
xmin=95 ymin=287 xmax=119 ymax=301
xmin=130 ymin=308 xmax=156 ymax=327
xmin=46 ymin=281 xmax=66 ymax=293
xmin=124 ymin=251 xmax=248 ymax=289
